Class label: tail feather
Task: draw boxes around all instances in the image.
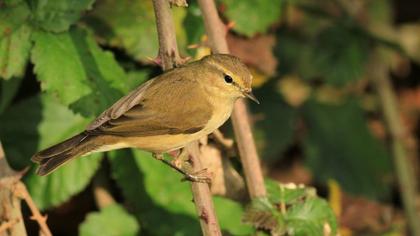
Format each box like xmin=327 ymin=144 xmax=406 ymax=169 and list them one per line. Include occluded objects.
xmin=32 ymin=132 xmax=92 ymax=176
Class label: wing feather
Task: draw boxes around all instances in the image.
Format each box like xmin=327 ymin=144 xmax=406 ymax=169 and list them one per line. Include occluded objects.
xmin=87 ymin=69 xmax=212 ymax=137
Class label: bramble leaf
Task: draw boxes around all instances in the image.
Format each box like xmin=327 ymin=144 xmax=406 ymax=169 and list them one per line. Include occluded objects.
xmin=0 ymin=95 xmax=102 ymax=209
xmin=79 ymin=204 xmax=140 ymax=236
xmin=220 ymin=0 xmax=283 ymax=37
xmin=31 ymin=0 xmax=95 ymax=32
xmin=303 ymin=99 xmax=392 ymax=199
xmin=32 ymin=28 xmax=130 ymax=117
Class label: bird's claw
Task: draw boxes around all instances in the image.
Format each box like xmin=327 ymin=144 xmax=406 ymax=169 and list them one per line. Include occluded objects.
xmin=181 ymin=168 xmax=212 ymax=184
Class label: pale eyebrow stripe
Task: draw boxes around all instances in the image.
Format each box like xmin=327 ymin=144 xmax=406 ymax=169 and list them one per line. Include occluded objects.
xmin=207 ymin=60 xmax=233 ymax=76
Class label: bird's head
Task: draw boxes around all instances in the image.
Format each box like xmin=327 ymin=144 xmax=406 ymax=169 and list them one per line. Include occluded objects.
xmin=200 ymin=54 xmax=259 ymax=104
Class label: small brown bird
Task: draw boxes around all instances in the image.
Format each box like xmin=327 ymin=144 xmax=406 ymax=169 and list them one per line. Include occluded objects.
xmin=32 ymin=54 xmax=258 ymax=179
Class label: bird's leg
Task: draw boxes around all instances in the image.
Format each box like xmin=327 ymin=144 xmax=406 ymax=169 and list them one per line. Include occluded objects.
xmin=171 ymin=148 xmax=189 ymax=169
xmin=152 ymin=153 xmax=211 ymax=183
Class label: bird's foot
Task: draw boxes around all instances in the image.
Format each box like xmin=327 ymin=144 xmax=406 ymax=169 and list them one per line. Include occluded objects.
xmin=152 ymin=152 xmax=211 ymax=184
xmin=181 ymin=168 xmax=212 ymax=184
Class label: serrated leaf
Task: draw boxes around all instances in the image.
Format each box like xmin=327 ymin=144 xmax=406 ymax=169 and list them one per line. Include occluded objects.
xmin=0 ymin=95 xmax=102 ymax=209
xmin=0 ymin=0 xmax=32 ymax=79
xmin=266 ymin=179 xmax=313 ymax=205
xmin=243 ymin=197 xmax=285 ymax=234
xmin=32 ymin=28 xmax=130 ymax=117
xmin=221 ymin=0 xmax=282 ymax=37
xmin=303 ymin=99 xmax=392 ymax=199
xmin=79 ymin=204 xmax=140 ymax=236
xmin=0 ymin=23 xmax=31 ymax=79
xmin=109 ymin=149 xmax=201 ymax=235
xmin=0 ymin=0 xmax=31 ymax=39
xmin=25 ymin=154 xmax=101 ymax=209
xmin=31 ymin=0 xmax=95 ymax=32
xmin=84 ymin=0 xmax=158 ymax=61
xmin=85 ymin=0 xmax=190 ymax=61
xmin=285 ymin=198 xmax=337 ymax=236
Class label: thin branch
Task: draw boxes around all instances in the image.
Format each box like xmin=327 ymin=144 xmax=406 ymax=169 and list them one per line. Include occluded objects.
xmin=197 ymin=0 xmax=267 ymax=198
xmin=151 ymin=1 xmax=222 ymax=235
xmin=0 ymin=219 xmax=20 ymax=234
xmin=13 ymin=182 xmax=52 ymax=236
xmin=370 ymin=52 xmax=420 ymax=236
xmin=0 ymin=143 xmax=27 ymax=236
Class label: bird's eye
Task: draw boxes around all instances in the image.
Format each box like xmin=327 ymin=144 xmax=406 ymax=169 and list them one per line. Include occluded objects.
xmin=224 ymin=74 xmax=233 ymax=84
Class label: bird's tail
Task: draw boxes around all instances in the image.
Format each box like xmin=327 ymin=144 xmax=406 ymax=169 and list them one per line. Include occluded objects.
xmin=31 ymin=132 xmax=95 ymax=176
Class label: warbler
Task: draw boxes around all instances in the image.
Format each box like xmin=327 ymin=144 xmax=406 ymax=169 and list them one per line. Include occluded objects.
xmin=32 ymin=54 xmax=258 ymax=180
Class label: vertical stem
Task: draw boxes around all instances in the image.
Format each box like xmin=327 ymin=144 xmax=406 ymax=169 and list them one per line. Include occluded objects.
xmin=370 ymin=53 xmax=420 ymax=236
xmin=197 ymin=0 xmax=267 ymax=198
xmin=152 ymin=0 xmax=181 ymax=69
xmin=152 ymin=1 xmax=222 ymax=235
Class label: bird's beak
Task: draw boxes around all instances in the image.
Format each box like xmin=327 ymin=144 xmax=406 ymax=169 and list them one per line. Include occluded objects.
xmin=243 ymin=90 xmax=260 ymax=104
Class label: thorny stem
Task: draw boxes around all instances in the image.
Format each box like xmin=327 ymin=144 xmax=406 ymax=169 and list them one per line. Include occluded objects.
xmin=197 ymin=0 xmax=267 ymax=198
xmin=0 ymin=142 xmax=52 ymax=236
xmin=370 ymin=52 xmax=420 ymax=236
xmin=14 ymin=182 xmax=52 ymax=236
xmin=151 ymin=1 xmax=222 ymax=235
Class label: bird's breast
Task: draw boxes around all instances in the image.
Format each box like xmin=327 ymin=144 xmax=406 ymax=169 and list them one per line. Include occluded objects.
xmin=202 ymin=99 xmax=234 ymax=134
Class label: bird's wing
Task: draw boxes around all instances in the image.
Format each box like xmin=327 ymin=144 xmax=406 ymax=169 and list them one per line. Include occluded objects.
xmin=87 ymin=79 xmax=155 ymax=130
xmin=88 ymin=72 xmax=213 ymax=137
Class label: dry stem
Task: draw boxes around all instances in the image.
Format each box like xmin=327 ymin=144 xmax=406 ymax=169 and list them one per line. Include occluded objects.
xmin=370 ymin=52 xmax=420 ymax=236
xmin=0 ymin=142 xmax=52 ymax=236
xmin=12 ymin=182 xmax=52 ymax=236
xmin=152 ymin=0 xmax=222 ymax=235
xmin=197 ymin=0 xmax=267 ymax=198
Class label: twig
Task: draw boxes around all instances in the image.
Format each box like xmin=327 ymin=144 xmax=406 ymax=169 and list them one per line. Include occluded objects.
xmin=151 ymin=1 xmax=222 ymax=235
xmin=197 ymin=0 xmax=267 ymax=198
xmin=13 ymin=182 xmax=52 ymax=236
xmin=0 ymin=142 xmax=28 ymax=236
xmin=0 ymin=219 xmax=20 ymax=234
xmin=370 ymin=51 xmax=420 ymax=236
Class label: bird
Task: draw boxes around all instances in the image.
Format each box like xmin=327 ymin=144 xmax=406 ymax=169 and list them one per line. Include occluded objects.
xmin=31 ymin=54 xmax=259 ymax=181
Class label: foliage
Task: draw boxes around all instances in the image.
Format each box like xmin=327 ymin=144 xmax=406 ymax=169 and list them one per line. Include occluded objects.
xmin=0 ymin=0 xmax=414 ymax=235
xmin=243 ymin=180 xmax=337 ymax=236
xmin=79 ymin=204 xmax=140 ymax=236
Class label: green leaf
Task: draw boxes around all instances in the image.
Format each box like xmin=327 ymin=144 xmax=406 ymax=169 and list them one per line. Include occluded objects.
xmin=0 ymin=23 xmax=31 ymax=79
xmin=243 ymin=197 xmax=285 ymax=234
xmin=250 ymin=82 xmax=297 ymax=162
xmin=31 ymin=28 xmax=129 ymax=117
xmin=79 ymin=204 xmax=140 ymax=236
xmin=183 ymin=1 xmax=206 ymax=56
xmin=0 ymin=95 xmax=102 ymax=209
xmin=285 ymin=198 xmax=337 ymax=236
xmin=110 ymin=150 xmax=252 ymax=235
xmin=0 ymin=77 xmax=22 ymax=113
xmin=109 ymin=149 xmax=201 ymax=236
xmin=266 ymin=179 xmax=315 ymax=205
xmin=85 ymin=0 xmax=190 ymax=61
xmin=308 ymin=25 xmax=370 ymax=85
xmin=246 ymin=184 xmax=337 ymax=235
xmin=84 ymin=0 xmax=158 ymax=62
xmin=31 ymin=0 xmax=95 ymax=32
xmin=0 ymin=0 xmax=31 ymax=40
xmin=0 ymin=0 xmax=32 ymax=81
xmin=214 ymin=197 xmax=255 ymax=235
xmin=302 ymin=99 xmax=392 ymax=199
xmin=221 ymin=0 xmax=283 ymax=37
